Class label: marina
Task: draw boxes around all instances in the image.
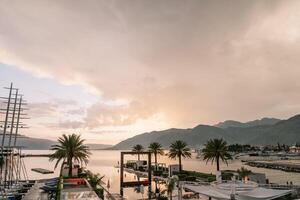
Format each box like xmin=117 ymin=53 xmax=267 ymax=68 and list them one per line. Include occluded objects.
xmin=1 ymin=2 xmax=300 ymax=198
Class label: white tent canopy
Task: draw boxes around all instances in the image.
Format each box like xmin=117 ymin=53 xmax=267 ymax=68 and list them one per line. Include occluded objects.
xmin=185 ymin=185 xmax=230 ymax=199
xmin=238 ymin=187 xmax=292 ymax=200
xmin=184 ymin=184 xmax=292 ymax=200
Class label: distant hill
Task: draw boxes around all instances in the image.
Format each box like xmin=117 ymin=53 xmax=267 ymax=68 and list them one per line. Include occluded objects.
xmin=215 ymin=118 xmax=281 ymax=129
xmin=0 ymin=133 xmax=54 ymax=149
xmin=87 ymin=143 xmax=113 ymax=150
xmin=113 ymin=115 xmax=300 ymax=149
xmin=248 ymin=115 xmax=300 ymax=144
xmin=0 ymin=132 xmax=112 ymax=150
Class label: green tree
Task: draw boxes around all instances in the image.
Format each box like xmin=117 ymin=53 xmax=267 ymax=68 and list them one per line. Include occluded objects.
xmin=132 ymin=144 xmax=144 ymax=161
xmin=168 ymin=140 xmax=191 ymax=172
xmin=49 ymin=134 xmax=91 ymax=177
xmin=202 ymin=138 xmax=232 ymax=171
xmin=148 ymin=142 xmax=164 ymax=170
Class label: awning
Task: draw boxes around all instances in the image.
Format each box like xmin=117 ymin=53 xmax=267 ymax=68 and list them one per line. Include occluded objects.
xmin=238 ymin=187 xmax=292 ymax=200
xmin=184 ymin=185 xmax=231 ymax=200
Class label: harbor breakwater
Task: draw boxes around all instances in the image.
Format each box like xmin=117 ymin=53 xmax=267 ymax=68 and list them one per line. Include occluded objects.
xmin=244 ymin=160 xmax=300 ymax=173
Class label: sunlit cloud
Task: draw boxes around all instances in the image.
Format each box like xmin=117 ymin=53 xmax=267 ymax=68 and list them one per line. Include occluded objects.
xmin=1 ymin=0 xmax=300 ymax=144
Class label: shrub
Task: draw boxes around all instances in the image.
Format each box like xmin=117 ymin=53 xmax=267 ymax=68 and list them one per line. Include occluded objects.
xmin=177 ymin=174 xmax=187 ymax=181
xmin=157 ymin=196 xmax=168 ymax=200
xmin=222 ymin=172 xmax=234 ymax=180
xmin=207 ymin=176 xmax=216 ymax=182
xmin=153 ymin=170 xmax=163 ymax=176
xmin=186 ymin=176 xmax=197 ymax=182
xmin=138 ymin=166 xmax=145 ymax=171
xmin=94 ymin=188 xmax=104 ymax=199
xmin=162 ymin=173 xmax=169 ymax=178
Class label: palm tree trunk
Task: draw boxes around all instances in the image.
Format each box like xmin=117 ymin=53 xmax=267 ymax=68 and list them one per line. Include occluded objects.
xmin=155 ymin=153 xmax=157 ymax=170
xmin=155 ymin=180 xmax=158 ymax=197
xmin=138 ymin=153 xmax=140 ymax=161
xmin=216 ymin=156 xmax=220 ymax=171
xmin=60 ymin=159 xmax=66 ymax=177
xmin=179 ymin=155 xmax=182 ymax=172
xmin=68 ymin=158 xmax=72 ymax=177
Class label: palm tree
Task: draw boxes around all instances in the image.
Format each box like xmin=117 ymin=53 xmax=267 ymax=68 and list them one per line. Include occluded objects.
xmin=162 ymin=177 xmax=176 ymax=200
xmin=168 ymin=140 xmax=191 ymax=172
xmin=86 ymin=170 xmax=105 ymax=199
xmin=148 ymin=142 xmax=164 ymax=170
xmin=86 ymin=170 xmax=105 ymax=188
xmin=0 ymin=156 xmax=3 ymax=167
xmin=132 ymin=144 xmax=144 ymax=161
xmin=49 ymin=133 xmax=91 ymax=177
xmin=237 ymin=167 xmax=252 ymax=181
xmin=202 ymin=138 xmax=232 ymax=171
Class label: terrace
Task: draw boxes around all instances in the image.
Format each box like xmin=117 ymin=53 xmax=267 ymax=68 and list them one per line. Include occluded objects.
xmin=61 ymin=178 xmax=100 ymax=200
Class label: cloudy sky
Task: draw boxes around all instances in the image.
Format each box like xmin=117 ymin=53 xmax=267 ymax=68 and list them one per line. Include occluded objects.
xmin=1 ymin=0 xmax=300 ymax=144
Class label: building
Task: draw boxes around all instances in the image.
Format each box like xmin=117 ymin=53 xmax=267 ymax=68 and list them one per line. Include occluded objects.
xmin=126 ymin=160 xmax=148 ymax=170
xmin=289 ymin=145 xmax=300 ymax=153
xmin=248 ymin=172 xmax=267 ymax=184
xmin=169 ymin=164 xmax=181 ymax=176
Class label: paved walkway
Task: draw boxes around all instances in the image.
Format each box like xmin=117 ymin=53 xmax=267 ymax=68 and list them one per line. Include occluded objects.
xmin=22 ymin=181 xmax=48 ymax=200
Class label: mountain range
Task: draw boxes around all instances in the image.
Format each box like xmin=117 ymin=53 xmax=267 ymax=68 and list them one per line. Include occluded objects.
xmin=1 ymin=114 xmax=299 ymax=150
xmin=215 ymin=118 xmax=281 ymax=129
xmin=0 ymin=132 xmax=112 ymax=150
xmin=112 ymin=114 xmax=300 ymax=149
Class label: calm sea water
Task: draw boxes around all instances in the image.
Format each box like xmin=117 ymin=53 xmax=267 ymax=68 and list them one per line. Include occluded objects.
xmin=22 ymin=150 xmax=300 ymax=199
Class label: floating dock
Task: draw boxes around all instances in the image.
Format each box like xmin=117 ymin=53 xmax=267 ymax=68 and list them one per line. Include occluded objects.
xmin=31 ymin=168 xmax=54 ymax=174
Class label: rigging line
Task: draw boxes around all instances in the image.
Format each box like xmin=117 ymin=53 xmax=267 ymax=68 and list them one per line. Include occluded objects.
xmin=13 ymin=96 xmax=22 ymax=147
xmin=3 ymin=89 xmax=18 ymax=189
xmin=21 ymin=158 xmax=28 ymax=181
xmin=4 ymin=89 xmax=18 ymax=188
xmin=20 ymin=158 xmax=26 ymax=181
xmin=18 ymin=149 xmax=22 ymax=181
xmin=0 ymin=83 xmax=13 ymax=180
xmin=8 ymin=89 xmax=18 ymax=147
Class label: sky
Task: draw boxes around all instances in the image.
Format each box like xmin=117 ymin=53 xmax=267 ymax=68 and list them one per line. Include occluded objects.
xmin=1 ymin=0 xmax=300 ymax=145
